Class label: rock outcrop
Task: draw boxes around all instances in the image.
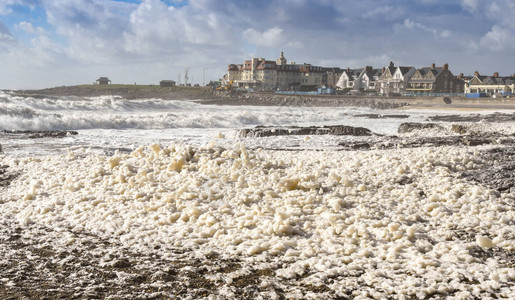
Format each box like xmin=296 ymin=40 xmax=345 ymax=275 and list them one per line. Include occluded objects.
xmin=1 ymin=130 xmax=78 ymax=139
xmin=237 ymin=125 xmax=374 ymax=138
xmin=398 ymin=123 xmax=443 ymax=133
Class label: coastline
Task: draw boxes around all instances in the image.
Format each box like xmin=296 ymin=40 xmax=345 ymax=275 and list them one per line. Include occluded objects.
xmin=11 ymin=84 xmax=515 ymax=110
xmin=1 ymin=86 xmax=514 ymax=299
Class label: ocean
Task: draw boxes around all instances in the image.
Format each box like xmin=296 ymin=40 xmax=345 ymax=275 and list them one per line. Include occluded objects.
xmin=0 ymin=90 xmax=482 ymax=156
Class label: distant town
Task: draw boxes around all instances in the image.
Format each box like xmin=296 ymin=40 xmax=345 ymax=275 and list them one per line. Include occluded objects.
xmin=93 ymin=51 xmax=514 ymax=99
xmin=223 ymin=52 xmax=514 ymax=98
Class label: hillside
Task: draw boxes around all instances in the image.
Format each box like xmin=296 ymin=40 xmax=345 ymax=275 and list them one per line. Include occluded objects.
xmin=16 ymin=84 xmax=216 ymax=100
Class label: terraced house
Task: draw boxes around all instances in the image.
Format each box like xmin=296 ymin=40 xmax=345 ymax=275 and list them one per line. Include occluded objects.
xmin=465 ymin=72 xmax=515 ymax=96
xmin=406 ymin=63 xmax=463 ymax=94
xmin=378 ymin=62 xmax=416 ymax=96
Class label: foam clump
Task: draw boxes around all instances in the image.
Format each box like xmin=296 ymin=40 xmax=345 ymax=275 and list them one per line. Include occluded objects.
xmin=1 ymin=143 xmax=514 ymax=297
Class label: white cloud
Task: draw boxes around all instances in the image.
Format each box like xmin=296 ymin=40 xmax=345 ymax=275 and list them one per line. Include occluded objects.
xmin=243 ymin=27 xmax=283 ymax=47
xmin=403 ymin=18 xmax=437 ymax=35
xmin=480 ymin=25 xmax=515 ymax=51
xmin=15 ymin=21 xmax=46 ymax=35
xmin=461 ymin=0 xmax=479 ymax=12
xmin=440 ymin=29 xmax=451 ymax=38
xmin=401 ymin=18 xmax=451 ymax=38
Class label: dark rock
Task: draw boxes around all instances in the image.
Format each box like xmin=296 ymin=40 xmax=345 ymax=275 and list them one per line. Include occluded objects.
xmin=462 ymin=147 xmax=515 ymax=192
xmin=0 ymin=165 xmax=17 ymax=187
xmin=451 ymin=125 xmax=468 ymax=134
xmin=429 ymin=112 xmax=515 ymax=123
xmin=398 ymin=123 xmax=442 ymax=134
xmin=237 ymin=125 xmax=374 ymax=138
xmin=111 ymin=258 xmax=131 ymax=269
xmin=0 ymin=130 xmax=78 ymax=139
xmin=443 ymin=97 xmax=452 ymax=104
xmin=354 ymin=114 xmax=409 ymax=119
xmin=351 ymin=143 xmax=371 ymax=150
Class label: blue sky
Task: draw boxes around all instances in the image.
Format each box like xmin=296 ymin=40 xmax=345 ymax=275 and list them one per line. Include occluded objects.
xmin=0 ymin=0 xmax=514 ymax=89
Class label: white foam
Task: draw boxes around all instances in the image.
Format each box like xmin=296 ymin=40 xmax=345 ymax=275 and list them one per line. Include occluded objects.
xmin=1 ymin=143 xmax=513 ymax=298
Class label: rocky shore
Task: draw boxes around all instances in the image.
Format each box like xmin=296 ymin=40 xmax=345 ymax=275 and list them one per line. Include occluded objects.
xmin=1 ymin=138 xmax=514 ymax=299
xmin=11 ymin=85 xmax=515 ymax=109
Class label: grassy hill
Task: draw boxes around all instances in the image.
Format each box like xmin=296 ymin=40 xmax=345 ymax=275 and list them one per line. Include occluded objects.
xmin=18 ymin=84 xmax=216 ymax=100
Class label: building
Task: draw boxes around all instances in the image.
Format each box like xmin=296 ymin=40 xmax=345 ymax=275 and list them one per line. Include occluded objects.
xmin=336 ymin=66 xmax=382 ymax=92
xmin=465 ymin=72 xmax=515 ymax=97
xmin=353 ymin=66 xmax=383 ymax=92
xmin=96 ymin=77 xmax=111 ymax=85
xmin=378 ymin=62 xmax=416 ymax=95
xmin=322 ymin=67 xmax=343 ymax=88
xmin=406 ymin=63 xmax=462 ymax=94
xmin=160 ymin=80 xmax=176 ymax=87
xmin=335 ymin=68 xmax=364 ymax=90
xmin=227 ymin=52 xmax=332 ymax=91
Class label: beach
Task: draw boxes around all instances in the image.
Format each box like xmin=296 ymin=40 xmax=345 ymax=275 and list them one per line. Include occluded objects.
xmin=0 ymin=89 xmax=514 ymax=299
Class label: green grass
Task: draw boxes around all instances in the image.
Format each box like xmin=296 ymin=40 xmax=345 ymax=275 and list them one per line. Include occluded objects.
xmin=23 ymin=84 xmax=214 ymax=100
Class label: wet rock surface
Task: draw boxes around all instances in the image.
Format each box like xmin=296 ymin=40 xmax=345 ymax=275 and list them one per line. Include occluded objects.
xmin=337 ymin=135 xmax=515 ymax=151
xmin=354 ymin=114 xmax=410 ymax=119
xmin=462 ymin=146 xmax=515 ymax=192
xmin=398 ymin=122 xmax=443 ymax=133
xmin=0 ymin=130 xmax=78 ymax=139
xmin=0 ymin=219 xmax=344 ymax=299
xmin=0 ymin=165 xmax=16 ymax=187
xmin=237 ymin=125 xmax=374 ymax=138
xmin=428 ymin=112 xmax=515 ymax=123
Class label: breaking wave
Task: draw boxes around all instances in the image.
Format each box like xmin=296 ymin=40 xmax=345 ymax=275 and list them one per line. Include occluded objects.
xmin=0 ymin=93 xmax=372 ymax=131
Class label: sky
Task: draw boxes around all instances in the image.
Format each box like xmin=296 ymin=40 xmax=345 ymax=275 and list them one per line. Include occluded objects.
xmin=0 ymin=0 xmax=514 ymax=89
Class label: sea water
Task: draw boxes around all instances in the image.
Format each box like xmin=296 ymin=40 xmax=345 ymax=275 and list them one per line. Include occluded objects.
xmin=0 ymin=91 xmax=479 ymax=156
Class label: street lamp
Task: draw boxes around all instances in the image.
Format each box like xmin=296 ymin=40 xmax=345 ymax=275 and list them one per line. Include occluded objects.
xmin=203 ymin=68 xmax=208 ymax=86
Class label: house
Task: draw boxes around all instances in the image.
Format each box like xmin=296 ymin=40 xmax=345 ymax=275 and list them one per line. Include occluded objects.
xmin=406 ymin=63 xmax=461 ymax=94
xmin=465 ymin=72 xmax=515 ymax=96
xmin=353 ymin=66 xmax=383 ymax=92
xmin=160 ymin=80 xmax=176 ymax=87
xmin=322 ymin=67 xmax=343 ymax=88
xmin=336 ymin=68 xmax=364 ymax=90
xmin=378 ymin=62 xmax=416 ymax=95
xmin=96 ymin=77 xmax=111 ymax=85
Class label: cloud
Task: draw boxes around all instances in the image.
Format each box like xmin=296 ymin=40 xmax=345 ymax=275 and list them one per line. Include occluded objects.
xmin=461 ymin=0 xmax=479 ymax=12
xmin=1 ymin=0 xmax=515 ymax=89
xmin=0 ymin=21 xmax=16 ymax=48
xmin=243 ymin=27 xmax=283 ymax=47
xmin=480 ymin=25 xmax=515 ymax=51
xmin=15 ymin=21 xmax=46 ymax=35
xmin=0 ymin=0 xmax=42 ymax=15
xmin=395 ymin=18 xmax=452 ymax=39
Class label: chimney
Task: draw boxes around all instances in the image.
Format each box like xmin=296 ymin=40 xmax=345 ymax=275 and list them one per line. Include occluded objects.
xmin=389 ymin=61 xmax=394 ymax=68
xmin=444 ymin=63 xmax=449 ymax=70
xmin=382 ymin=67 xmax=386 ymax=73
xmin=458 ymin=73 xmax=463 ymax=79
xmin=474 ymin=71 xmax=480 ymax=77
xmin=493 ymin=72 xmax=499 ymax=78
xmin=431 ymin=63 xmax=436 ymax=68
xmin=347 ymin=67 xmax=350 ymax=73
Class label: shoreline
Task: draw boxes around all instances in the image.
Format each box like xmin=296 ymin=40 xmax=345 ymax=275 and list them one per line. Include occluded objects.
xmin=8 ymin=85 xmax=515 ymax=110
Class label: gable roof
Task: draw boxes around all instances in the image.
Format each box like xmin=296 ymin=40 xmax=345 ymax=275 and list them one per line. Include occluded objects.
xmin=397 ymin=66 xmax=414 ymax=76
xmin=342 ymin=68 xmax=364 ymax=79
